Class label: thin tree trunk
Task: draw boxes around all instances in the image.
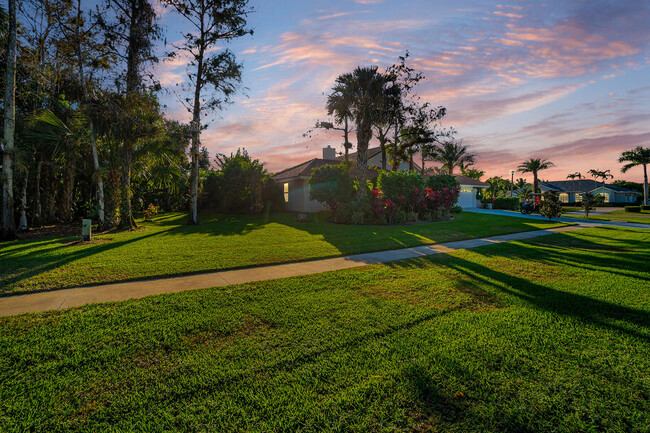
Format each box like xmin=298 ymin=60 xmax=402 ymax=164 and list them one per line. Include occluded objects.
xmin=355 ymin=115 xmax=372 ymax=196
xmin=1 ymin=0 xmax=17 ymax=240
xmin=45 ymin=163 xmax=57 ymax=223
xmin=643 ymin=164 xmax=648 ymax=206
xmin=60 ymin=157 xmax=76 ymax=223
xmin=188 ymin=39 xmax=205 ymax=225
xmin=533 ymin=173 xmax=539 ymax=194
xmin=120 ymin=144 xmax=136 ymax=228
xmin=343 ymin=117 xmax=349 ymax=163
xmin=18 ymin=169 xmax=29 ymax=232
xmin=377 ymin=128 xmax=387 ymax=171
xmin=32 ymin=156 xmax=43 ymax=227
xmin=409 ymin=155 xmax=414 ymax=172
xmin=90 ymin=122 xmax=106 ymax=228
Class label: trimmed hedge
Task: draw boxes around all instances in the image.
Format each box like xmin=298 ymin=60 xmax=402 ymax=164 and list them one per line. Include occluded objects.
xmin=493 ymin=197 xmax=520 ymax=211
xmin=625 ymin=206 xmax=641 ymax=213
xmin=641 ymin=205 xmax=650 ymax=211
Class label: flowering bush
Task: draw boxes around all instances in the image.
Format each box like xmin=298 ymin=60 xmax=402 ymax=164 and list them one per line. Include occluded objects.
xmin=143 ymin=203 xmax=159 ymax=221
xmin=314 ymin=169 xmax=461 ymax=224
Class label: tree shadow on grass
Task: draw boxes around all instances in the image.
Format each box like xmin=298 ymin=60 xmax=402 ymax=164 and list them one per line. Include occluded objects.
xmin=0 ymin=229 xmax=168 ymax=295
xmin=384 ymin=239 xmax=650 ymax=343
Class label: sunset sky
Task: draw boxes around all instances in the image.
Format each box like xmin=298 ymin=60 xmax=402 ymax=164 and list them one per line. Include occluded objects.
xmin=155 ymin=0 xmax=650 ymax=183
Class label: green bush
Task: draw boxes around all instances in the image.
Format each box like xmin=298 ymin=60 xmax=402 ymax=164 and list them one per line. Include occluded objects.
xmin=493 ymin=197 xmax=520 ymax=210
xmin=625 ymin=206 xmax=641 ymax=213
xmin=451 ymin=205 xmax=463 ymax=214
xmin=308 ymin=164 xmax=356 ymax=212
xmin=539 ymin=190 xmax=562 ymax=221
xmin=377 ymin=170 xmax=425 ymax=208
xmin=426 ymin=174 xmax=460 ymax=208
xmin=581 ymin=192 xmax=601 ymax=218
xmin=641 ymin=205 xmax=650 ymax=211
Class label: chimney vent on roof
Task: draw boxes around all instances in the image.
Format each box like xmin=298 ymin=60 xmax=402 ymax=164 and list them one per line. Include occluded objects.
xmin=323 ymin=145 xmax=336 ymax=160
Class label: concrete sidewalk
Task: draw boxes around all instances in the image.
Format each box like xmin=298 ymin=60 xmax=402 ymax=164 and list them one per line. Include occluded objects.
xmin=466 ymin=208 xmax=650 ymax=229
xmin=0 ymin=225 xmax=582 ymax=317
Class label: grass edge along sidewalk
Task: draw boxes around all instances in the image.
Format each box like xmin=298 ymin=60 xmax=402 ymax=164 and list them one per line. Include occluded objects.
xmin=0 ymin=225 xmax=581 ymax=316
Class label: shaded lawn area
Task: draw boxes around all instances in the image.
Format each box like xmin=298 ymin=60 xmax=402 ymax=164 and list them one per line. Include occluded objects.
xmin=0 ymin=211 xmax=566 ymax=295
xmin=0 ymin=227 xmax=648 ymax=432
xmin=563 ymin=211 xmax=650 ymax=225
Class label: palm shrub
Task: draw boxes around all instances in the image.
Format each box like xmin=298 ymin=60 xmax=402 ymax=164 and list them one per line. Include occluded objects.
xmin=539 ymin=190 xmax=563 ymax=221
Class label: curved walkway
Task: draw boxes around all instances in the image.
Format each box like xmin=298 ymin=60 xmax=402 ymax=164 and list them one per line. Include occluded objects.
xmin=0 ymin=225 xmax=583 ymax=317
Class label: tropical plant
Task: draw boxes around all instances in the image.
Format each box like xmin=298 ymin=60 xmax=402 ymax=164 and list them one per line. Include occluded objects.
xmin=539 ymin=190 xmax=562 ymax=221
xmin=324 ymin=83 xmax=354 ymax=162
xmin=163 ymin=0 xmax=253 ymax=225
xmin=587 ymin=169 xmax=614 ymax=198
xmin=619 ymin=146 xmax=650 ymax=205
xmin=428 ymin=139 xmax=475 ymax=175
xmin=308 ymin=164 xmax=356 ymax=212
xmin=581 ymin=192 xmax=601 ymax=218
xmin=461 ymin=167 xmax=485 ymax=181
xmin=517 ymin=158 xmax=554 ymax=193
xmin=515 ymin=178 xmax=529 ymax=189
xmin=332 ymin=66 xmax=389 ymax=192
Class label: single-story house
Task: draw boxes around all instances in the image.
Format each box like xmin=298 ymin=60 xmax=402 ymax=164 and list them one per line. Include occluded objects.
xmin=538 ymin=180 xmax=640 ymax=204
xmin=274 ymin=146 xmax=488 ymax=212
xmin=424 ymin=170 xmax=489 ymax=209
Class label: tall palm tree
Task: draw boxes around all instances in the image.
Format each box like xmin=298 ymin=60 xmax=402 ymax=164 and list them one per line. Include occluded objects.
xmin=428 ymin=139 xmax=475 ymax=175
xmin=619 ymin=146 xmax=650 ymax=205
xmin=325 ymin=84 xmax=354 ymax=162
xmin=587 ymin=169 xmax=614 ymax=199
xmin=518 ymin=158 xmax=554 ymax=193
xmin=333 ymin=66 xmax=389 ymax=191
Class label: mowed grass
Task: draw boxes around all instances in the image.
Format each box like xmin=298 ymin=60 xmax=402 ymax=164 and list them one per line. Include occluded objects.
xmin=0 ymin=211 xmax=566 ymax=294
xmin=563 ymin=209 xmax=650 ymax=225
xmin=0 ymin=227 xmax=648 ymax=432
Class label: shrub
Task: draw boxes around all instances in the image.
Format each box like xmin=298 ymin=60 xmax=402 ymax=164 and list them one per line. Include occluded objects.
xmin=640 ymin=205 xmax=650 ymax=211
xmin=377 ymin=170 xmax=425 ymax=213
xmin=143 ymin=203 xmax=159 ymax=221
xmin=493 ymin=197 xmax=520 ymax=210
xmin=539 ymin=190 xmax=562 ymax=221
xmin=625 ymin=206 xmax=641 ymax=213
xmin=451 ymin=205 xmax=463 ymax=214
xmin=581 ymin=192 xmax=601 ymax=218
xmin=308 ymin=164 xmax=356 ymax=212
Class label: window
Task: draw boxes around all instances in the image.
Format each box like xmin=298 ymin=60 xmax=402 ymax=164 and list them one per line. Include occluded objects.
xmin=600 ymin=193 xmax=610 ymax=203
xmin=574 ymin=194 xmax=582 ymax=203
xmin=283 ymin=183 xmax=289 ymax=203
xmin=559 ymin=193 xmax=569 ymax=203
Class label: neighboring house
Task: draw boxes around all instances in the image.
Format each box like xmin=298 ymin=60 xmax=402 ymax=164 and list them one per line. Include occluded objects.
xmin=274 ymin=146 xmax=417 ymax=213
xmin=424 ymin=170 xmax=489 ymax=209
xmin=539 ymin=179 xmax=640 ymax=204
xmin=337 ymin=147 xmax=419 ymax=172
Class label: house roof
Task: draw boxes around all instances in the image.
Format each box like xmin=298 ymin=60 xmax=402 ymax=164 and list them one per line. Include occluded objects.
xmin=453 ymin=174 xmax=489 ymax=188
xmin=539 ymin=179 xmax=639 ymax=194
xmin=336 ymin=147 xmax=383 ymax=162
xmin=273 ymin=158 xmax=336 ymax=181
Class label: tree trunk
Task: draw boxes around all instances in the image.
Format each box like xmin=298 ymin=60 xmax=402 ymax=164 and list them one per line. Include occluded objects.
xmin=188 ymin=41 xmax=205 ymax=226
xmin=120 ymin=144 xmax=136 ymax=228
xmin=409 ymin=155 xmax=414 ymax=172
xmin=377 ymin=129 xmax=387 ymax=171
xmin=18 ymin=169 xmax=29 ymax=232
xmin=45 ymin=163 xmax=57 ymax=223
xmin=32 ymin=156 xmax=43 ymax=227
xmin=355 ymin=114 xmax=372 ymax=196
xmin=90 ymin=121 xmax=106 ymax=228
xmin=643 ymin=164 xmax=648 ymax=206
xmin=533 ymin=173 xmax=539 ymax=194
xmin=60 ymin=157 xmax=76 ymax=223
xmin=343 ymin=117 xmax=349 ymax=163
xmin=1 ymin=0 xmax=17 ymax=240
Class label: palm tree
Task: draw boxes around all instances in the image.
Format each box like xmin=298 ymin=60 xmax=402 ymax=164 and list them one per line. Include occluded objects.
xmin=587 ymin=169 xmax=614 ymax=200
xmin=619 ymin=147 xmax=650 ymax=205
xmin=517 ymin=158 xmax=554 ymax=193
xmin=333 ymin=66 xmax=389 ymax=191
xmin=515 ymin=178 xmax=529 ymax=189
xmin=325 ymin=84 xmax=354 ymax=162
xmin=428 ymin=139 xmax=475 ymax=175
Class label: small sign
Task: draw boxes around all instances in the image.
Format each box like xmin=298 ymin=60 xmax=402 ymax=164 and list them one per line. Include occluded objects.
xmin=81 ymin=219 xmax=92 ymax=241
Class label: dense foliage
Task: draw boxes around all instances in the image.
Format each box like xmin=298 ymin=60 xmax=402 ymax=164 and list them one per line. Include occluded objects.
xmin=308 ymin=163 xmax=356 ymax=211
xmin=539 ymin=190 xmax=563 ymax=221
xmin=202 ymin=149 xmax=283 ymax=214
xmin=581 ymin=192 xmax=601 ymax=218
xmin=492 ymin=197 xmax=520 ymax=211
xmin=310 ymin=169 xmax=460 ymax=224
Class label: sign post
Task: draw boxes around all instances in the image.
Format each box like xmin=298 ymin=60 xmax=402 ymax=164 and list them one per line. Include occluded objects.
xmin=81 ymin=219 xmax=92 ymax=242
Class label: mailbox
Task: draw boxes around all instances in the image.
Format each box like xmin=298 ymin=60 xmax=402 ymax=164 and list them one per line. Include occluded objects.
xmin=82 ymin=219 xmax=92 ymax=241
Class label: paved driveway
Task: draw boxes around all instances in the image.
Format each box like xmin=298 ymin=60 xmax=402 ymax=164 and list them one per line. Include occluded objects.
xmin=466 ymin=208 xmax=650 ymax=229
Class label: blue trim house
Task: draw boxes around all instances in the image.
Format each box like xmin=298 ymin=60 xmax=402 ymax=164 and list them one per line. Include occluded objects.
xmin=538 ymin=180 xmax=639 ymax=204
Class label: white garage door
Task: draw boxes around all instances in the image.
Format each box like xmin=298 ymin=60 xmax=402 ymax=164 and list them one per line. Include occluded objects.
xmin=458 ymin=188 xmax=475 ymax=208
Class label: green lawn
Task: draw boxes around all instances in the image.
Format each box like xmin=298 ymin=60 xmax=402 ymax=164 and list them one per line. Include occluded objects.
xmin=563 ymin=210 xmax=650 ymax=225
xmin=0 ymin=226 xmax=648 ymax=432
xmin=0 ymin=211 xmax=566 ymax=295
